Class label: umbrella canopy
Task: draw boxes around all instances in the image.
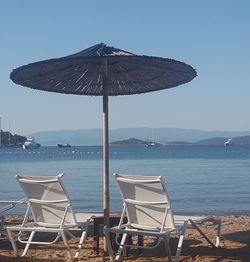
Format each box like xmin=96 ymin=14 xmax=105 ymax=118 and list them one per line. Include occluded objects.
xmin=10 ymin=43 xmax=197 ymax=246
xmin=10 ymin=43 xmax=196 ymax=96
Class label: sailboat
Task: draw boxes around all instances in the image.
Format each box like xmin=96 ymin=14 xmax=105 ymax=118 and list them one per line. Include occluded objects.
xmin=146 ymin=128 xmax=158 ymax=147
xmin=146 ymin=141 xmax=157 ymax=147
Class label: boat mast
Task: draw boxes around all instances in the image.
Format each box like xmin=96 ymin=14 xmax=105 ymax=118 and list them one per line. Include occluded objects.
xmin=0 ymin=117 xmax=1 ymax=147
xmin=8 ymin=123 xmax=11 ymax=146
xmin=151 ymin=128 xmax=154 ymax=143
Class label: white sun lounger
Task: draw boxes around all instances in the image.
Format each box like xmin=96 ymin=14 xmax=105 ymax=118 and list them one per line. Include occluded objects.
xmin=104 ymin=173 xmax=221 ymax=262
xmin=6 ymin=173 xmax=93 ymax=259
xmin=0 ymin=199 xmax=26 ymax=235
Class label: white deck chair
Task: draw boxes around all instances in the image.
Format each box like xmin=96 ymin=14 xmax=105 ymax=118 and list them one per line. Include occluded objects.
xmin=6 ymin=173 xmax=93 ymax=259
xmin=0 ymin=199 xmax=26 ymax=235
xmin=104 ymin=174 xmax=221 ymax=262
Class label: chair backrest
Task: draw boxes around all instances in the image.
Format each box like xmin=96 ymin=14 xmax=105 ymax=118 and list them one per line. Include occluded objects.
xmin=16 ymin=173 xmax=77 ymax=227
xmin=114 ymin=173 xmax=175 ymax=232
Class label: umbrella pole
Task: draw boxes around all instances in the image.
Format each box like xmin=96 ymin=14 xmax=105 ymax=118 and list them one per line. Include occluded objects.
xmin=103 ymin=58 xmax=109 ymax=253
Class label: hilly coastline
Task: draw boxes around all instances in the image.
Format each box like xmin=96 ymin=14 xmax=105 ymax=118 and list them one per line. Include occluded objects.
xmin=29 ymin=128 xmax=250 ymax=146
xmin=110 ymin=136 xmax=250 ymax=146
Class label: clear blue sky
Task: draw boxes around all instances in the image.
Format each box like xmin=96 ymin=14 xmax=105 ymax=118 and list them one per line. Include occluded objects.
xmin=1 ymin=0 xmax=250 ymax=135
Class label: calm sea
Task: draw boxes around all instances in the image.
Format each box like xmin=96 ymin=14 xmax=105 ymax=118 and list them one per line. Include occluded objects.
xmin=0 ymin=145 xmax=249 ymax=215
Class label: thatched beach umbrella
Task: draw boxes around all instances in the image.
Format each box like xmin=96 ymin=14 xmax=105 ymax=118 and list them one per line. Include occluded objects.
xmin=10 ymin=43 xmax=197 ymax=241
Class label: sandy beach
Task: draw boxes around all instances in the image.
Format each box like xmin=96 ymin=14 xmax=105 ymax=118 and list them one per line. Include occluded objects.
xmin=0 ymin=215 xmax=249 ymax=262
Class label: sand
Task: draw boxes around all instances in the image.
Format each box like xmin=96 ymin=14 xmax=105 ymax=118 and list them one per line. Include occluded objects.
xmin=0 ymin=215 xmax=249 ymax=262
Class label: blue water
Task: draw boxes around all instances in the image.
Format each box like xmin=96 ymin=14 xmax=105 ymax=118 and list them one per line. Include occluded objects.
xmin=0 ymin=145 xmax=250 ymax=215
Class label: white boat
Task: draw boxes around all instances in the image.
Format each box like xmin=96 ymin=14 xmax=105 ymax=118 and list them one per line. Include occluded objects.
xmin=146 ymin=142 xmax=157 ymax=147
xmin=22 ymin=138 xmax=41 ymax=149
xmin=224 ymin=138 xmax=233 ymax=146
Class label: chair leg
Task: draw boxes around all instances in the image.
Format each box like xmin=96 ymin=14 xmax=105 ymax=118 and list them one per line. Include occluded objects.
xmin=163 ymin=236 xmax=172 ymax=262
xmin=115 ymin=233 xmax=127 ymax=261
xmin=0 ymin=216 xmax=4 ymax=236
xmin=65 ymin=230 xmax=76 ymax=239
xmin=104 ymin=230 xmax=114 ymax=261
xmin=174 ymin=234 xmax=184 ymax=262
xmin=175 ymin=221 xmax=188 ymax=262
xmin=61 ymin=231 xmax=72 ymax=259
xmin=21 ymin=230 xmax=35 ymax=257
xmin=6 ymin=228 xmax=19 ymax=256
xmin=215 ymin=219 xmax=221 ymax=247
xmin=74 ymin=228 xmax=88 ymax=259
xmin=189 ymin=219 xmax=219 ymax=248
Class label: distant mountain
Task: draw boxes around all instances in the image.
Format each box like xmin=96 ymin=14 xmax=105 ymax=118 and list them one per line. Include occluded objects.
xmin=110 ymin=138 xmax=147 ymax=146
xmin=195 ymin=136 xmax=250 ymax=145
xmin=29 ymin=128 xmax=250 ymax=146
xmin=29 ymin=129 xmax=102 ymax=146
xmin=195 ymin=137 xmax=228 ymax=145
xmin=110 ymin=136 xmax=250 ymax=146
xmin=165 ymin=141 xmax=194 ymax=145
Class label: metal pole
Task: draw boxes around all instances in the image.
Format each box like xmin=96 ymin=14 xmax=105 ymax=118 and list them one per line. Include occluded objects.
xmin=102 ymin=58 xmax=109 ymax=252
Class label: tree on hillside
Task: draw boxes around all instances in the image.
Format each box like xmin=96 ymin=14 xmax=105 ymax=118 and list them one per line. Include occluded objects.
xmin=0 ymin=130 xmax=26 ymax=147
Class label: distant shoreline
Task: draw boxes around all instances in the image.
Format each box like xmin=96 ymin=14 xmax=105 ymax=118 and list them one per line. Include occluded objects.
xmin=27 ymin=127 xmax=250 ymax=146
